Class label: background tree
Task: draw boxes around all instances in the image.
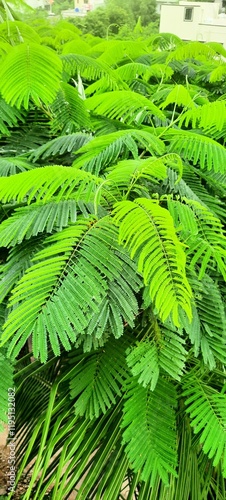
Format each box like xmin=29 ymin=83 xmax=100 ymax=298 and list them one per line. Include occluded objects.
xmin=74 ymin=5 xmax=134 ymax=37
xmin=72 ymin=5 xmax=134 ymax=37
xmin=106 ymin=0 xmax=159 ymax=25
xmin=72 ymin=0 xmax=159 ymax=37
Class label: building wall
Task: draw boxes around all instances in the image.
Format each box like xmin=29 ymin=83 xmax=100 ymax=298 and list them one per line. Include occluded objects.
xmin=159 ymin=1 xmax=226 ymax=46
xmin=26 ymin=0 xmax=103 ymax=13
xmin=25 ymin=0 xmax=48 ymax=8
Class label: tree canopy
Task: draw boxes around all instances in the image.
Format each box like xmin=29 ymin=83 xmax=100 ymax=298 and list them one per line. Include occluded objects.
xmin=71 ymin=0 xmax=159 ymax=37
xmin=105 ymin=0 xmax=159 ymax=26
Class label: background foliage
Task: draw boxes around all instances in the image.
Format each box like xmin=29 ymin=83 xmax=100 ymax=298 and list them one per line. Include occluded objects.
xmin=54 ymin=0 xmax=159 ymax=38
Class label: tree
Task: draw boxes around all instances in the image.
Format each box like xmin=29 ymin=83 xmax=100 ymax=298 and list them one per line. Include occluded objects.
xmin=1 ymin=22 xmax=226 ymax=499
xmin=72 ymin=0 xmax=159 ymax=37
xmin=72 ymin=6 xmax=134 ymax=38
xmin=106 ymin=0 xmax=159 ymax=26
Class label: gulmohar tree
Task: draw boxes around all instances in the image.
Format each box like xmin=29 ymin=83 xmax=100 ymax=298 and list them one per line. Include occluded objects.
xmin=1 ymin=20 xmax=226 ymax=499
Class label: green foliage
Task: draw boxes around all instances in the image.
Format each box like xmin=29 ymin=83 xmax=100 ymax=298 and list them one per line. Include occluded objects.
xmin=69 ymin=337 xmax=129 ymax=418
xmin=163 ymin=128 xmax=226 ymax=173
xmin=0 ymin=43 xmax=62 ymax=108
xmin=72 ymin=5 xmax=134 ymax=38
xmin=73 ymin=129 xmax=165 ymax=174
xmin=121 ymin=376 xmax=177 ymax=483
xmin=105 ymin=0 xmax=159 ymax=27
xmin=0 ymin=19 xmax=226 ymax=500
xmin=50 ymin=82 xmax=91 ymax=134
xmin=126 ymin=321 xmax=187 ymax=389
xmin=1 ymin=219 xmax=141 ymax=361
xmin=76 ymin=7 xmax=110 ymax=38
xmin=0 ymin=98 xmax=23 ymax=136
xmin=0 ymin=156 xmax=33 ymax=176
xmin=0 ymin=165 xmax=100 ymax=203
xmin=0 ymin=20 xmax=40 ymax=44
xmin=61 ymin=52 xmax=119 ymax=89
xmin=113 ymin=198 xmax=192 ymax=325
xmin=0 ymin=199 xmax=78 ymax=246
xmin=182 ymin=370 xmax=226 ymax=471
xmin=161 ymin=84 xmax=195 ymax=109
xmin=61 ymin=38 xmax=90 ymax=55
xmin=86 ymin=89 xmax=165 ymax=123
xmin=29 ymin=132 xmax=91 ymax=162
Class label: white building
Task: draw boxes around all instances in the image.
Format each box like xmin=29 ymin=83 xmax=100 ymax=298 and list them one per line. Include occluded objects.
xmin=25 ymin=0 xmax=104 ymax=15
xmin=25 ymin=0 xmax=49 ymax=8
xmin=159 ymin=0 xmax=226 ymax=47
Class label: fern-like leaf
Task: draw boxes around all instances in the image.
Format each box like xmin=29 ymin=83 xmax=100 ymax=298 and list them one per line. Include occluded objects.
xmin=0 ymin=165 xmax=100 ymax=204
xmin=61 ymin=53 xmax=120 ymax=90
xmin=86 ymin=90 xmax=165 ymax=124
xmin=114 ymin=62 xmax=173 ymax=84
xmin=179 ymin=100 xmax=226 ymax=135
xmin=181 ymin=275 xmax=226 ymax=368
xmin=167 ymin=41 xmax=216 ymax=62
xmin=114 ymin=62 xmax=152 ymax=83
xmin=167 ymin=197 xmax=226 ymax=279
xmin=73 ymin=129 xmax=165 ymax=175
xmin=0 ymin=156 xmax=34 ymax=176
xmin=160 ymin=84 xmax=195 ymax=109
xmin=177 ymin=199 xmax=226 ymax=279
xmin=0 ymin=20 xmax=40 ymax=44
xmin=113 ymin=198 xmax=192 ymax=326
xmin=0 ymin=219 xmax=91 ymax=360
xmin=0 ymin=43 xmax=62 ymax=108
xmin=196 ymin=276 xmax=226 ymax=367
xmin=106 ymin=154 xmax=182 ymax=196
xmin=165 ymin=166 xmax=226 ymax=221
xmin=1 ymin=220 xmax=141 ymax=361
xmin=182 ymin=371 xmax=226 ymax=472
xmin=0 ymin=97 xmax=23 ymax=136
xmin=69 ymin=337 xmax=129 ymax=419
xmin=0 ymin=200 xmax=78 ymax=247
xmin=29 ymin=132 xmax=91 ymax=163
xmin=122 ymin=376 xmax=177 ymax=483
xmin=97 ymin=40 xmax=149 ymax=66
xmin=163 ymin=128 xmax=226 ymax=173
xmin=150 ymin=33 xmax=183 ymax=51
xmin=0 ymin=239 xmax=43 ymax=303
xmin=61 ymin=38 xmax=90 ymax=55
xmin=209 ymin=63 xmax=226 ymax=83
xmin=126 ymin=321 xmax=186 ymax=390
xmin=50 ymin=82 xmax=91 ymax=134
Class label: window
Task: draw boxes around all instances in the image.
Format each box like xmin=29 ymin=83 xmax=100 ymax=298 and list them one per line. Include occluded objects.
xmin=184 ymin=7 xmax=193 ymax=21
